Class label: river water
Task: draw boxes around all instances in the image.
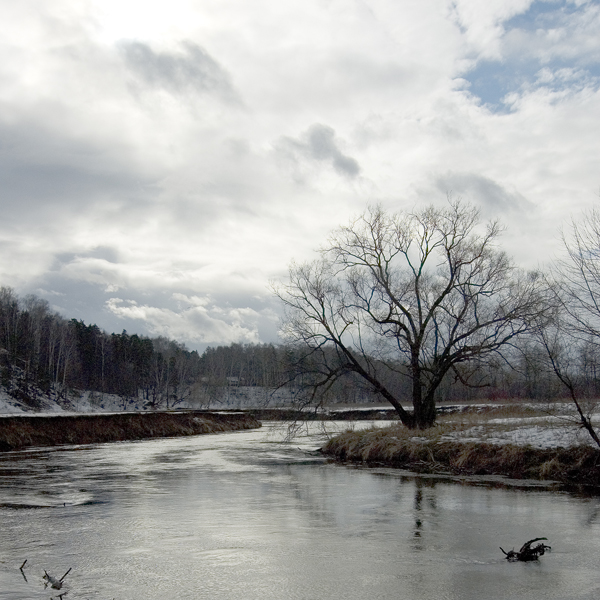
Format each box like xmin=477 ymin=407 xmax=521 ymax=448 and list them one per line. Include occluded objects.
xmin=0 ymin=421 xmax=599 ymax=600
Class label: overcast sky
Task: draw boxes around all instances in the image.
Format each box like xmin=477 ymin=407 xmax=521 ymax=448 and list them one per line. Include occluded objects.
xmin=1 ymin=0 xmax=599 ymax=350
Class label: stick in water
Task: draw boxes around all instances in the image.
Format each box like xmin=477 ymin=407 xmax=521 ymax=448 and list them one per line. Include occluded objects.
xmin=43 ymin=571 xmax=63 ymax=590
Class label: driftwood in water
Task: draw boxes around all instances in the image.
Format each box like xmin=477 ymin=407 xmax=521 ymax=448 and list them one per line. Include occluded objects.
xmin=500 ymin=537 xmax=551 ymax=561
xmin=43 ymin=571 xmax=62 ymax=589
xmin=43 ymin=567 xmax=71 ymax=590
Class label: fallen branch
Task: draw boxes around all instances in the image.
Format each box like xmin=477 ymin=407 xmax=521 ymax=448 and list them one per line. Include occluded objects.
xmin=42 ymin=565 xmax=72 ymax=589
xmin=500 ymin=537 xmax=551 ymax=561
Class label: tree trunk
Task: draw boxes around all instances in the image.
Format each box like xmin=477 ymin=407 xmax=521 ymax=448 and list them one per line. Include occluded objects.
xmin=410 ymin=361 xmax=436 ymax=429
xmin=415 ymin=390 xmax=436 ymax=429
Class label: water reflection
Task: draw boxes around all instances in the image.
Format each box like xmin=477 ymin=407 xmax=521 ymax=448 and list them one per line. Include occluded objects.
xmin=0 ymin=423 xmax=599 ymax=600
xmin=412 ymin=478 xmax=439 ymax=548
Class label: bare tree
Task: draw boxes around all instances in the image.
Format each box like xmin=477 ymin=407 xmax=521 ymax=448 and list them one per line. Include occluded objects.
xmin=275 ymin=200 xmax=548 ymax=428
xmin=555 ymin=208 xmax=600 ymax=339
xmin=536 ymin=309 xmax=600 ymax=448
xmin=541 ymin=209 xmax=600 ymax=448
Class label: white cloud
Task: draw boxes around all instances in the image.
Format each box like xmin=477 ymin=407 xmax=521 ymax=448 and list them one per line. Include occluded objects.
xmin=449 ymin=0 xmax=535 ymax=60
xmin=105 ymin=296 xmax=270 ymax=346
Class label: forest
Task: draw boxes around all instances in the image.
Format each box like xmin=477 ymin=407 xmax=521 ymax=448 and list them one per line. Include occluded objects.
xmin=0 ymin=286 xmax=290 ymax=410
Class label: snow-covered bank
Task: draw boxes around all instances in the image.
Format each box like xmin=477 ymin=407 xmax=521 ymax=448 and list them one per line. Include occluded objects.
xmin=0 ymin=387 xmax=141 ymax=415
xmin=0 ymin=385 xmax=300 ymax=416
xmin=3 ymin=383 xmax=599 ymax=453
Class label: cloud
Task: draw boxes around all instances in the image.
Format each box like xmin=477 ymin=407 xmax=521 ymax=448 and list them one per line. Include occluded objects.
xmin=435 ymin=172 xmax=534 ymax=215
xmin=0 ymin=120 xmax=153 ymax=216
xmin=448 ymin=0 xmax=535 ymax=60
xmin=276 ymin=123 xmax=360 ymax=179
xmin=105 ymin=295 xmax=275 ymax=346
xmin=118 ymin=40 xmax=240 ymax=103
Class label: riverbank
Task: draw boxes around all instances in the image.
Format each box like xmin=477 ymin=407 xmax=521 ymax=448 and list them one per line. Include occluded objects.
xmin=247 ymin=407 xmax=398 ymax=421
xmin=0 ymin=411 xmax=261 ymax=451
xmin=321 ymin=424 xmax=600 ymax=487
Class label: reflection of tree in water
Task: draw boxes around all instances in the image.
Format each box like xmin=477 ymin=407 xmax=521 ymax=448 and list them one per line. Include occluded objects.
xmin=412 ymin=478 xmax=438 ymax=551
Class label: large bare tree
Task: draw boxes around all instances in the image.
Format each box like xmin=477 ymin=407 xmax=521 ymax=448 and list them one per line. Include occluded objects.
xmin=275 ymin=200 xmax=547 ymax=428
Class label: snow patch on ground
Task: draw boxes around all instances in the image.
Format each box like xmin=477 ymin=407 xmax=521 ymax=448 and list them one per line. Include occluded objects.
xmin=440 ymin=419 xmax=600 ymax=449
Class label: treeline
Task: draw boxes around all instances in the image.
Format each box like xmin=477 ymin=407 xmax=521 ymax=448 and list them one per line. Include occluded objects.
xmin=0 ymin=287 xmax=304 ymax=410
xmin=197 ymin=338 xmax=600 ymax=405
xmin=2 ymin=285 xmax=599 ymax=412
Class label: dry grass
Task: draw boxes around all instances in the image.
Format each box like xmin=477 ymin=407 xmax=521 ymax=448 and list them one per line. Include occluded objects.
xmin=321 ymin=413 xmax=600 ymax=486
xmin=0 ymin=412 xmax=261 ymax=451
xmin=440 ymin=401 xmax=563 ymax=423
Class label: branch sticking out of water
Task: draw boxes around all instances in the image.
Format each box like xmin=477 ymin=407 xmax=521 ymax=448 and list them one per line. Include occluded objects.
xmin=19 ymin=559 xmax=28 ymax=582
xmin=500 ymin=537 xmax=551 ymax=561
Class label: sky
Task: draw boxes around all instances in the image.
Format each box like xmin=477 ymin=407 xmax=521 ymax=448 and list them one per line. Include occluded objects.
xmin=1 ymin=0 xmax=599 ymax=351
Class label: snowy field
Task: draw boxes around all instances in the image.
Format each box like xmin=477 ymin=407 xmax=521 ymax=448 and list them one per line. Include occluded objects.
xmin=435 ymin=403 xmax=600 ymax=449
xmin=439 ymin=418 xmax=600 ymax=449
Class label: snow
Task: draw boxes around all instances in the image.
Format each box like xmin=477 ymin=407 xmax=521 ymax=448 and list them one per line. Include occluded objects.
xmin=440 ymin=424 xmax=594 ymax=449
xmin=0 ymin=388 xmax=149 ymax=416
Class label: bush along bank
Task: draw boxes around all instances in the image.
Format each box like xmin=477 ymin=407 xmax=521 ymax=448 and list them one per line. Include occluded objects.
xmin=0 ymin=411 xmax=261 ymax=451
xmin=321 ymin=427 xmax=600 ymax=487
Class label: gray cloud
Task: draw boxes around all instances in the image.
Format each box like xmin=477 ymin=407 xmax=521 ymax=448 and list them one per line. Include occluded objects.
xmin=435 ymin=172 xmax=534 ymax=216
xmin=0 ymin=120 xmax=157 ymax=224
xmin=54 ymin=246 xmax=120 ymax=267
xmin=278 ymin=123 xmax=360 ymax=178
xmin=119 ymin=41 xmax=239 ymax=102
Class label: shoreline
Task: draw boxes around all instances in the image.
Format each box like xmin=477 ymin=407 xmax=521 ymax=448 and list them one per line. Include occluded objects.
xmin=320 ymin=426 xmax=600 ymax=488
xmin=0 ymin=411 xmax=261 ymax=451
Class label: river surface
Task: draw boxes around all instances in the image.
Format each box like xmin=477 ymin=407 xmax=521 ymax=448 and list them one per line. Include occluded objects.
xmin=0 ymin=421 xmax=599 ymax=600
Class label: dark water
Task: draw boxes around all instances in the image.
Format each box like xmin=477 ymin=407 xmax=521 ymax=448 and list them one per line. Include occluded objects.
xmin=0 ymin=422 xmax=599 ymax=600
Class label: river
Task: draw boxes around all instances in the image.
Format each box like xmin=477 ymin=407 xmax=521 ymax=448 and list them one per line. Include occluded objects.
xmin=0 ymin=421 xmax=599 ymax=599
